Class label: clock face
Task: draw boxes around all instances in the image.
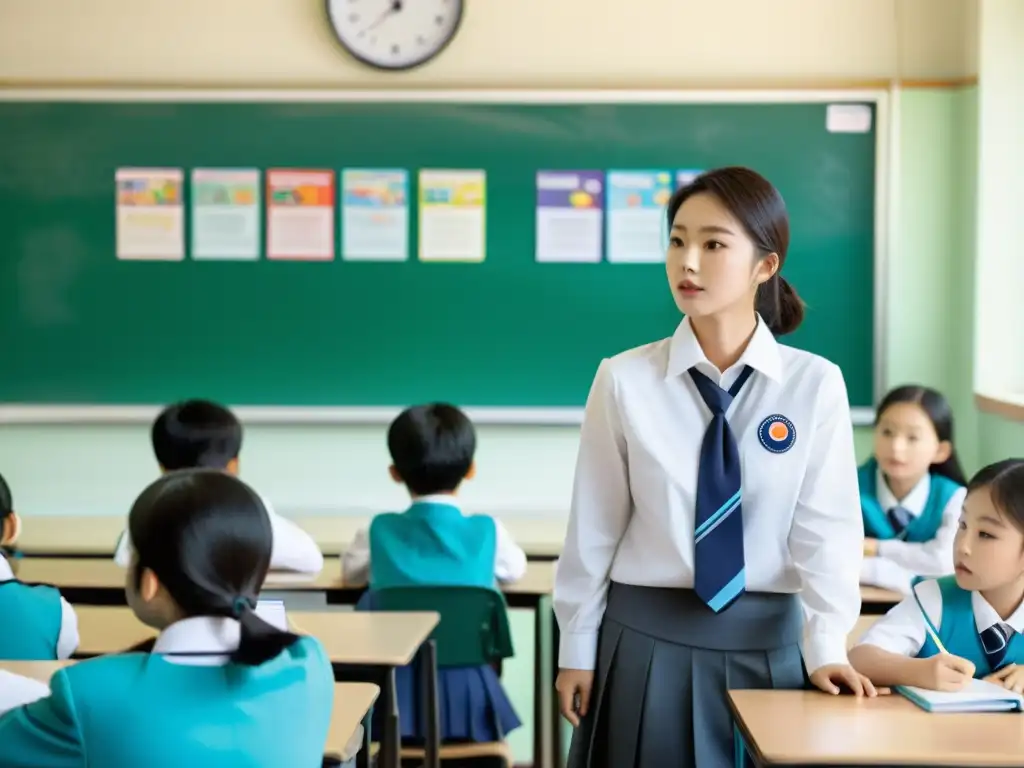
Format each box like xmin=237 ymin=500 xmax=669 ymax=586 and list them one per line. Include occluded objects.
xmin=325 ymin=0 xmax=465 ymax=71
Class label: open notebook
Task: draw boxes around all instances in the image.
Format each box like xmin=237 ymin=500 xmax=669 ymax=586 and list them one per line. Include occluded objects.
xmin=0 ymin=671 xmax=50 ymax=716
xmin=897 ymin=679 xmax=1024 ymax=712
xmin=255 ymin=598 xmax=288 ymax=632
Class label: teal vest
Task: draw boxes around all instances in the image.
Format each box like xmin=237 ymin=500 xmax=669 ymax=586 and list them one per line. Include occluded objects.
xmin=0 ymin=636 xmax=334 ymax=767
xmin=0 ymin=580 xmax=63 ymax=660
xmin=368 ymin=501 xmax=497 ymax=590
xmin=858 ymin=458 xmax=962 ymax=541
xmin=915 ymin=576 xmax=1024 ymax=676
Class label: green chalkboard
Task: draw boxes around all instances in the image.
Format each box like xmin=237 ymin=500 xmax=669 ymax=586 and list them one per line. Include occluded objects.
xmin=0 ymin=96 xmax=877 ymax=408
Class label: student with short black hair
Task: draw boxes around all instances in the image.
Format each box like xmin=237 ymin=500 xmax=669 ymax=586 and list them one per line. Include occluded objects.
xmin=114 ymin=399 xmax=324 ymax=575
xmin=342 ymin=403 xmax=527 ymax=588
xmin=0 ymin=469 xmax=335 ymax=766
xmin=0 ymin=471 xmax=79 ymax=660
xmin=342 ymin=403 xmax=526 ymax=745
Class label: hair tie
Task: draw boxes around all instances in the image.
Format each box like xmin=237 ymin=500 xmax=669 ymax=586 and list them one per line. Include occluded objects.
xmin=231 ymin=596 xmax=255 ymax=618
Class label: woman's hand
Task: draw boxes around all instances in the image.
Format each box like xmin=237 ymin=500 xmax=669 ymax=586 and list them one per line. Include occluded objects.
xmin=985 ymin=664 xmax=1024 ymax=693
xmin=810 ymin=664 xmax=879 ymax=696
xmin=555 ymin=668 xmax=594 ymax=727
xmin=863 ymin=538 xmax=879 ymax=557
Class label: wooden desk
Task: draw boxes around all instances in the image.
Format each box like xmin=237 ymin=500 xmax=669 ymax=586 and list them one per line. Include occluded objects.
xmin=730 ymin=689 xmax=1024 ymax=766
xmin=0 ymin=661 xmax=378 ymax=762
xmin=15 ymin=513 xmax=567 ymax=560
xmin=860 ymin=585 xmax=904 ymax=614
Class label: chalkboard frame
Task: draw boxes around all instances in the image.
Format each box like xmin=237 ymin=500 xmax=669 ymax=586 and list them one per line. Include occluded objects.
xmin=0 ymin=87 xmax=890 ymax=426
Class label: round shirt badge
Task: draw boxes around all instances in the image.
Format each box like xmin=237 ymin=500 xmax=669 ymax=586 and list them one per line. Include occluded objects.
xmin=758 ymin=414 xmax=796 ymax=454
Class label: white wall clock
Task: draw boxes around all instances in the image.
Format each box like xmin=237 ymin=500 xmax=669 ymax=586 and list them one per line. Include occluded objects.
xmin=325 ymin=0 xmax=465 ymax=71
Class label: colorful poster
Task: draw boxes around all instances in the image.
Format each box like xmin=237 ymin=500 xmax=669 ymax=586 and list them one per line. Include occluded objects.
xmin=191 ymin=168 xmax=261 ymax=260
xmin=418 ymin=169 xmax=486 ymax=262
xmin=341 ymin=169 xmax=409 ymax=261
xmin=266 ymin=170 xmax=335 ymax=261
xmin=535 ymin=171 xmax=604 ymax=263
xmin=606 ymin=170 xmax=673 ymax=264
xmin=676 ymin=169 xmax=703 ymax=188
xmin=115 ymin=168 xmax=184 ymax=261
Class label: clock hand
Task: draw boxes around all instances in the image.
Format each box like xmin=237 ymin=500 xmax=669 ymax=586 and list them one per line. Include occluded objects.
xmin=359 ymin=0 xmax=402 ymax=36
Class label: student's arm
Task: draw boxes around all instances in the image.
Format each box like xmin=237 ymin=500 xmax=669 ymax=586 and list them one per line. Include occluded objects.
xmin=0 ymin=670 xmax=84 ymax=767
xmin=788 ymin=364 xmax=863 ymax=675
xmin=341 ymin=525 xmax=371 ymax=585
xmin=55 ymin=598 xmax=79 ymax=660
xmin=493 ymin=520 xmax=527 ymax=584
xmin=553 ymin=359 xmax=632 ymax=672
xmin=112 ymin=529 xmax=131 ymax=568
xmin=266 ymin=510 xmax=324 ymax=576
xmin=860 ymin=556 xmax=915 ymax=594
xmin=875 ymin=487 xmax=964 ymax=577
xmin=848 ymin=580 xmax=972 ymax=688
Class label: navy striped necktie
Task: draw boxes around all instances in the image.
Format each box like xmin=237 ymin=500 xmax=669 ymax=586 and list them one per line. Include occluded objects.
xmin=981 ymin=622 xmax=1016 ymax=671
xmin=887 ymin=505 xmax=914 ymax=539
xmin=689 ymin=364 xmax=755 ymax=612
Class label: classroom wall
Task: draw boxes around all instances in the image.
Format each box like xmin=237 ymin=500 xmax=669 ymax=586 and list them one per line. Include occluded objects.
xmin=0 ymin=0 xmax=986 ymax=517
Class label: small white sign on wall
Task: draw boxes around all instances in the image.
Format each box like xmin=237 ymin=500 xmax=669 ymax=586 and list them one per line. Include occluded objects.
xmin=826 ymin=104 xmax=873 ymax=133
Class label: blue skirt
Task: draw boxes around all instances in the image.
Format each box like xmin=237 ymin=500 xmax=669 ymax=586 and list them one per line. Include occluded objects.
xmin=357 ymin=590 xmax=521 ymax=744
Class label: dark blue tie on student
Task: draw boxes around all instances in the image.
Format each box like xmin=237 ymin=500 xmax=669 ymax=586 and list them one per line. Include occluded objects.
xmin=689 ymin=365 xmax=755 ymax=613
xmin=887 ymin=505 xmax=914 ymax=538
xmin=981 ymin=622 xmax=1015 ymax=671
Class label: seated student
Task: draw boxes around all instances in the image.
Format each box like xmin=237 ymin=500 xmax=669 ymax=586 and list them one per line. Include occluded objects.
xmin=860 ymin=386 xmax=967 ymax=594
xmin=343 ymin=403 xmax=526 ymax=745
xmin=0 ymin=469 xmax=335 ymax=767
xmin=850 ymin=459 xmax=1024 ymax=692
xmin=342 ymin=402 xmax=527 ymax=588
xmin=0 ymin=471 xmax=79 ymax=660
xmin=114 ymin=399 xmax=323 ymax=575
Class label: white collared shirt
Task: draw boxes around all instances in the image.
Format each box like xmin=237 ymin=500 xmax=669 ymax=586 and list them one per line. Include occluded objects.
xmin=860 ymin=470 xmax=964 ymax=594
xmin=341 ymin=494 xmax=528 ymax=585
xmin=855 ymin=578 xmax=1024 ymax=656
xmin=0 ymin=553 xmax=79 ymax=660
xmin=553 ymin=316 xmax=863 ymax=674
xmin=152 ymin=616 xmax=243 ymax=666
xmin=114 ymin=489 xmax=324 ymax=575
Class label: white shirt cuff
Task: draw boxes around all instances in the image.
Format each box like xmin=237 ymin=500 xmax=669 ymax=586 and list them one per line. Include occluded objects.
xmin=558 ymin=631 xmax=599 ymax=671
xmin=802 ymin=632 xmax=850 ymax=675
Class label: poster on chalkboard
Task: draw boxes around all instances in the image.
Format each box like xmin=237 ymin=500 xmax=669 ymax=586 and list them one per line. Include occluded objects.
xmin=606 ymin=170 xmax=672 ymax=264
xmin=115 ymin=167 xmax=184 ymax=261
xmin=418 ymin=169 xmax=486 ymax=263
xmin=191 ymin=168 xmax=261 ymax=260
xmin=535 ymin=170 xmax=604 ymax=263
xmin=341 ymin=169 xmax=409 ymax=262
xmin=266 ymin=169 xmax=335 ymax=261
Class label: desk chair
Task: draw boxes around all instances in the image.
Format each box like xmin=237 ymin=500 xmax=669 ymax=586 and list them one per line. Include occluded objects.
xmin=373 ymin=586 xmax=516 ymax=768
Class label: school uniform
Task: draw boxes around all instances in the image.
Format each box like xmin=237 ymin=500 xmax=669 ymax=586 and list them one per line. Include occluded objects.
xmin=114 ymin=489 xmax=324 ymax=575
xmin=0 ymin=553 xmax=78 ymax=660
xmin=859 ymin=458 xmax=965 ymax=594
xmin=0 ymin=616 xmax=335 ymax=767
xmin=856 ymin=576 xmax=1024 ymax=674
xmin=555 ymin=315 xmax=862 ymax=768
xmin=351 ymin=496 xmax=525 ymax=744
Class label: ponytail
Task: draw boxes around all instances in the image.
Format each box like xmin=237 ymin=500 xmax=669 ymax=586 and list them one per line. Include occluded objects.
xmin=232 ymin=597 xmax=301 ymax=666
xmin=756 ymin=273 xmax=805 ymax=336
xmin=931 ymin=449 xmax=968 ymax=488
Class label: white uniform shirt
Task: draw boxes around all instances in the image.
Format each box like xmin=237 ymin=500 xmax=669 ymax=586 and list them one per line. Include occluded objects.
xmin=855 ymin=578 xmax=1024 ymax=655
xmin=0 ymin=553 xmax=79 ymax=659
xmin=341 ymin=495 xmax=528 ymax=585
xmin=860 ymin=469 xmax=964 ymax=594
xmin=114 ymin=490 xmax=324 ymax=575
xmin=553 ymin=316 xmax=863 ymax=674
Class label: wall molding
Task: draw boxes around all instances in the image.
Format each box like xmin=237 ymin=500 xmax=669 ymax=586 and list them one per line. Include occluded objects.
xmin=975 ymin=394 xmax=1024 ymax=423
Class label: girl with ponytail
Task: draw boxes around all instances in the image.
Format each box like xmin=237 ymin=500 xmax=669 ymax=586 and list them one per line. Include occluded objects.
xmin=0 ymin=469 xmax=335 ymax=767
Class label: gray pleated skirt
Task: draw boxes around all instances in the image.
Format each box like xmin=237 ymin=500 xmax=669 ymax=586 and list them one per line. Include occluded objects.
xmin=566 ymin=582 xmax=805 ymax=768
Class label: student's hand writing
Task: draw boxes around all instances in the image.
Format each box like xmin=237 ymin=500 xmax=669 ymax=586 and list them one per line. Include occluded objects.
xmin=556 ymin=669 xmax=594 ymax=727
xmin=915 ymin=653 xmax=975 ymax=691
xmin=984 ymin=664 xmax=1024 ymax=693
xmin=810 ymin=664 xmax=878 ymax=696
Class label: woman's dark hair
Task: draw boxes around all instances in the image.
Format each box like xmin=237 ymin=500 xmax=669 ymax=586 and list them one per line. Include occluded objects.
xmin=128 ymin=469 xmax=299 ymax=665
xmin=0 ymin=472 xmax=12 ymax=518
xmin=666 ymin=166 xmax=804 ymax=336
xmin=875 ymin=385 xmax=967 ymax=487
xmin=967 ymin=459 xmax=1024 ymax=533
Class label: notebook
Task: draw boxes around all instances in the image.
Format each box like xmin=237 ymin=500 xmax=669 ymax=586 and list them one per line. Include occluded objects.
xmin=0 ymin=671 xmax=49 ymax=716
xmin=255 ymin=598 xmax=288 ymax=632
xmin=897 ymin=678 xmax=1024 ymax=712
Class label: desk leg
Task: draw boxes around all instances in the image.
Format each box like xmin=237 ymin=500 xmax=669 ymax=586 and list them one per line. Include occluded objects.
xmin=532 ymin=602 xmax=548 ymax=768
xmin=356 ymin=711 xmax=372 ymax=768
xmin=550 ymin=601 xmax=563 ymax=768
xmin=380 ymin=666 xmax=401 ymax=768
xmin=419 ymin=640 xmax=440 ymax=768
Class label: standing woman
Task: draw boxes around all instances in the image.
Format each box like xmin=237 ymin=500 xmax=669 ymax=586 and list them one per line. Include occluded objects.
xmin=554 ymin=167 xmax=874 ymax=767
